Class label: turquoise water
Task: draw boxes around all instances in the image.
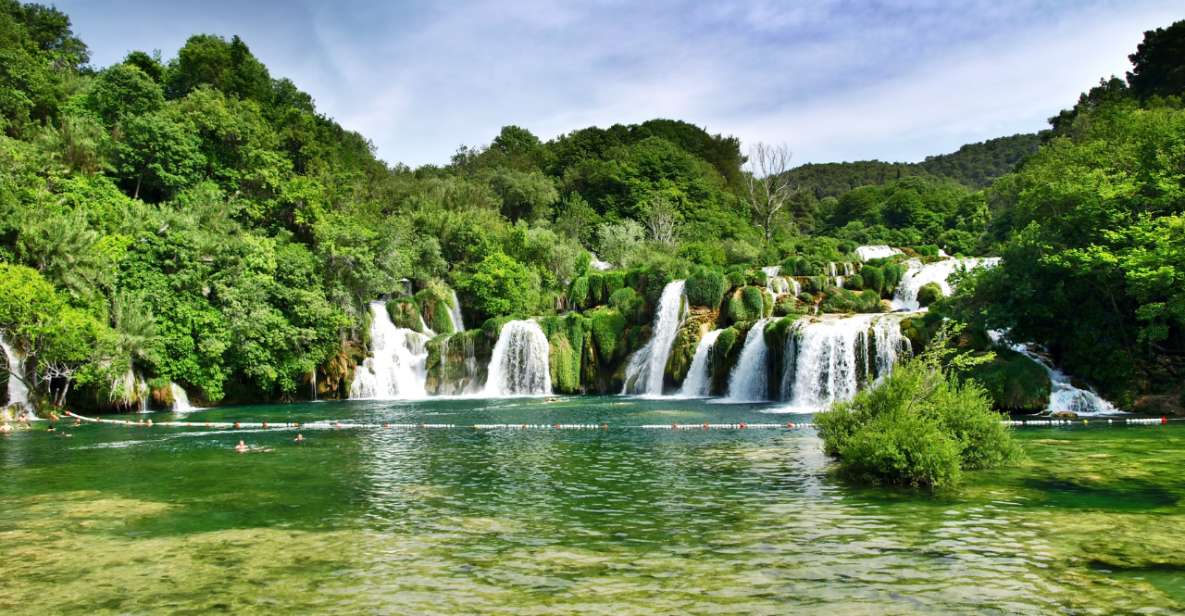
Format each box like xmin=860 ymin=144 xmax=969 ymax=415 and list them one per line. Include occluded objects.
xmin=1 ymin=397 xmax=1182 ymax=614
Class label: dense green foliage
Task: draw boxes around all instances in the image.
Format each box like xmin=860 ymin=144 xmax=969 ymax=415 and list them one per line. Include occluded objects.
xmin=815 ymin=358 xmax=1019 ymax=488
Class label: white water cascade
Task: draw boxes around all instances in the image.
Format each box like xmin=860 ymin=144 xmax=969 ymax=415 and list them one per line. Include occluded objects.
xmin=1 ymin=334 xmax=30 ymax=413
xmin=989 ymin=332 xmax=1122 ymax=416
xmin=780 ymin=314 xmax=912 ymax=410
xmin=447 ymin=290 xmax=466 ymax=333
xmin=484 ymin=320 xmax=552 ymax=396
xmin=726 ymin=319 xmax=772 ymax=401
xmin=892 ymin=257 xmax=1000 ymax=311
xmin=350 ymin=301 xmax=429 ymax=400
xmin=170 ymin=382 xmax=195 ymax=412
xmin=678 ymin=329 xmax=723 ymax=398
xmin=855 ymin=245 xmax=902 ymax=261
xmin=622 ymin=280 xmax=687 ymax=395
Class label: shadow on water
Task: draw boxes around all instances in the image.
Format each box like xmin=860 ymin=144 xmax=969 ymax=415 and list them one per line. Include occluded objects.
xmin=1022 ymin=477 xmax=1179 ymax=511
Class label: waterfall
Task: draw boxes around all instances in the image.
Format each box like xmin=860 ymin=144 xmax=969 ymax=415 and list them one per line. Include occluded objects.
xmin=484 ymin=320 xmax=551 ymax=396
xmin=726 ymin=318 xmax=772 ymax=402
xmin=170 ymin=382 xmax=195 ymax=412
xmin=679 ymin=329 xmax=722 ymax=397
xmin=350 ymin=301 xmax=429 ymax=400
xmin=622 ymin=280 xmax=687 ymax=395
xmin=447 ymin=290 xmax=466 ymax=333
xmin=780 ymin=314 xmax=911 ymax=410
xmin=892 ymin=257 xmax=1000 ymax=311
xmin=991 ymin=332 xmax=1122 ymax=416
xmin=856 ymin=245 xmax=902 ymax=261
xmin=1 ymin=334 xmax=30 ymax=413
xmin=763 ymin=266 xmax=792 ymax=295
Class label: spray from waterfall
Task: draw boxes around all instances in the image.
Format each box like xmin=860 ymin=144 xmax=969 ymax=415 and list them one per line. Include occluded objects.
xmin=678 ymin=329 xmax=722 ymax=397
xmin=170 ymin=382 xmax=195 ymax=412
xmin=622 ymin=280 xmax=686 ymax=395
xmin=350 ymin=301 xmax=429 ymax=400
xmin=484 ymin=320 xmax=551 ymax=396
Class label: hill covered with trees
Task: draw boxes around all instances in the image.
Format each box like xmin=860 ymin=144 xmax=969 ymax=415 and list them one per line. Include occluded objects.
xmin=0 ymin=0 xmax=1181 ymax=415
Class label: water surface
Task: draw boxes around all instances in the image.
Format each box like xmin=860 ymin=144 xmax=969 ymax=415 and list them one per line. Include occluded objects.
xmin=1 ymin=397 xmax=1181 ymax=614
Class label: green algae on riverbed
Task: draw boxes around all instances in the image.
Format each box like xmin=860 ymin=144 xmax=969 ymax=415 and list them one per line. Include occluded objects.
xmin=0 ymin=397 xmax=1182 ymax=614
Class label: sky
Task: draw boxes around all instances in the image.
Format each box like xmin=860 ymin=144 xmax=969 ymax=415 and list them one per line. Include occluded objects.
xmin=55 ymin=0 xmax=1183 ymax=169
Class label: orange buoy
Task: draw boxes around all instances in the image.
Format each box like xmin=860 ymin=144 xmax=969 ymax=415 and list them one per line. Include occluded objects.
xmin=261 ymin=421 xmax=268 ymax=429
xmin=739 ymin=422 xmax=747 ymax=429
xmin=233 ymin=422 xmax=241 ymax=429
xmin=702 ymin=422 xmax=709 ymax=430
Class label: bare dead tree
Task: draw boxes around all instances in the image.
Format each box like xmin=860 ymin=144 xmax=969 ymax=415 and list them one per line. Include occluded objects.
xmin=745 ymin=142 xmax=794 ymax=247
xmin=643 ymin=194 xmax=680 ymax=247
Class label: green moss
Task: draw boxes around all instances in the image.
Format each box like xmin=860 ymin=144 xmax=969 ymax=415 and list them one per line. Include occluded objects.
xmin=844 ymin=274 xmax=863 ymax=290
xmin=965 ymin=348 xmax=1052 ymax=412
xmin=917 ymin=282 xmax=943 ymax=308
xmin=860 ymin=266 xmax=884 ymax=296
xmin=601 ymin=270 xmax=625 ymax=302
xmin=588 ymin=307 xmax=627 ymax=364
xmin=666 ymin=317 xmax=709 ymax=384
xmin=568 ymin=276 xmax=589 ymax=309
xmin=820 ymin=289 xmax=886 ymax=314
xmin=387 ymin=299 xmax=424 ymax=332
xmin=742 ymin=286 xmax=766 ymax=318
xmin=608 ymin=287 xmax=646 ymax=324
xmin=725 ymin=270 xmax=746 ymax=288
xmin=587 ymin=273 xmax=605 ymax=306
xmin=710 ymin=324 xmax=746 ymax=394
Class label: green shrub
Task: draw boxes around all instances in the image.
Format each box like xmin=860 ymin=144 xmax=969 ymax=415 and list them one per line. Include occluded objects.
xmin=844 ymin=274 xmax=863 ymax=290
xmin=686 ymin=270 xmax=727 ymax=309
xmin=861 ymin=266 xmax=884 ymax=295
xmin=601 ymin=270 xmax=625 ymax=301
xmin=725 ymin=270 xmax=746 ymax=289
xmin=820 ymin=288 xmax=885 ymax=314
xmin=726 ymin=292 xmax=749 ymax=323
xmin=815 ymin=359 xmax=1018 ymax=488
xmin=916 ymin=282 xmax=943 ymax=308
xmin=883 ymin=263 xmax=904 ymax=294
xmin=387 ymin=299 xmax=424 ymax=331
xmin=608 ymin=287 xmax=647 ymax=324
xmin=748 ymin=269 xmax=768 ymax=287
xmin=773 ymin=294 xmax=802 ymax=317
xmin=549 ymin=335 xmax=581 ymax=394
xmin=587 ymin=272 xmax=605 ymax=305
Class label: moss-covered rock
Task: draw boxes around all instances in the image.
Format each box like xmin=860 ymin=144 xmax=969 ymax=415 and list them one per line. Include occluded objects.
xmin=843 ymin=273 xmax=863 ymax=290
xmin=387 ymin=299 xmax=424 ymax=332
xmin=608 ymin=287 xmax=647 ymax=324
xmin=568 ymin=276 xmax=590 ymax=309
xmin=900 ymin=311 xmax=944 ymax=354
xmin=686 ymin=269 xmax=726 ymax=309
xmin=917 ymin=282 xmax=943 ymax=308
xmin=415 ymin=281 xmax=458 ymax=335
xmin=588 ymin=307 xmax=627 ymax=365
xmin=860 ymin=265 xmax=884 ymax=296
xmin=710 ymin=323 xmax=750 ymax=395
xmin=965 ymin=348 xmax=1052 ymax=412
xmin=538 ymin=313 xmax=589 ymax=394
xmin=820 ymin=289 xmax=885 ymax=314
xmin=666 ymin=313 xmax=713 ymax=385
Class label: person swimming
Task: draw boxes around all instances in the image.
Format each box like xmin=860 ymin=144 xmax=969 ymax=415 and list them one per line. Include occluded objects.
xmin=0 ymin=422 xmax=12 ymax=435
xmin=294 ymin=433 xmax=304 ymax=443
xmin=235 ymin=440 xmax=248 ymax=453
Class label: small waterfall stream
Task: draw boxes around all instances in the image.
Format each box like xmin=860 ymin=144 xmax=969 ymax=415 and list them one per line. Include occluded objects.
xmin=622 ymin=280 xmax=686 ymax=395
xmin=170 ymin=382 xmax=196 ymax=412
xmin=892 ymin=257 xmax=1000 ymax=311
xmin=484 ymin=320 xmax=551 ymax=396
xmin=726 ymin=318 xmax=772 ymax=402
xmin=780 ymin=314 xmax=912 ymax=410
xmin=1 ymin=334 xmax=30 ymax=413
xmin=679 ymin=329 xmax=722 ymax=397
xmin=855 ymin=245 xmax=902 ymax=261
xmin=447 ymin=290 xmax=466 ymax=333
xmin=990 ymin=332 xmax=1122 ymax=416
xmin=350 ymin=301 xmax=429 ymax=400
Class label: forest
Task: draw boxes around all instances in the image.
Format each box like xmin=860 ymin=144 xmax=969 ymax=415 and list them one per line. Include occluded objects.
xmin=0 ymin=0 xmax=1182 ymax=416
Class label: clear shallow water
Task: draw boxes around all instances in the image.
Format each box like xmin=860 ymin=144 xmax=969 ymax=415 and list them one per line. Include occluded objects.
xmin=1 ymin=397 xmax=1182 ymax=614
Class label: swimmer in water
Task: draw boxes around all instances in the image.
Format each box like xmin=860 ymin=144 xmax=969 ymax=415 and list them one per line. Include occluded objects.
xmin=235 ymin=440 xmax=248 ymax=453
xmin=294 ymin=433 xmax=304 ymax=443
xmin=0 ymin=422 xmax=12 ymax=435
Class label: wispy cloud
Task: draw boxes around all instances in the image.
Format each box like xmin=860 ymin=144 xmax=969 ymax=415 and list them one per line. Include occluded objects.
xmin=58 ymin=0 xmax=1183 ymax=167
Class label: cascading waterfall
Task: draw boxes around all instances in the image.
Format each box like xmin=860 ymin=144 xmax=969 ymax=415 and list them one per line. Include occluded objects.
xmin=350 ymin=301 xmax=429 ymax=400
xmin=1 ymin=334 xmax=30 ymax=412
xmin=990 ymin=332 xmax=1122 ymax=416
xmin=447 ymin=290 xmax=466 ymax=333
xmin=726 ymin=318 xmax=772 ymax=401
xmin=170 ymin=382 xmax=195 ymax=412
xmin=484 ymin=320 xmax=551 ymax=396
xmin=622 ymin=280 xmax=686 ymax=395
xmin=855 ymin=245 xmax=903 ymax=261
xmin=763 ymin=266 xmax=793 ymax=295
xmin=678 ymin=329 xmax=723 ymax=397
xmin=780 ymin=314 xmax=911 ymax=410
xmin=892 ymin=257 xmax=1000 ymax=311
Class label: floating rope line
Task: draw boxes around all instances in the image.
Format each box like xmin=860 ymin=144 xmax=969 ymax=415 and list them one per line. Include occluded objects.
xmin=62 ymin=411 xmax=1176 ymax=432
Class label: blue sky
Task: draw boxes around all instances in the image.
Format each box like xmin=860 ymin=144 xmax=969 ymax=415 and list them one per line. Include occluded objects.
xmin=55 ymin=0 xmax=1182 ymax=168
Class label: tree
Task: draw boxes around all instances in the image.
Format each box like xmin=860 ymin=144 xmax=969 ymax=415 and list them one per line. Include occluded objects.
xmin=115 ymin=110 xmax=204 ymax=200
xmin=641 ymin=193 xmax=679 ymax=247
xmin=1126 ymin=19 xmax=1185 ymax=99
xmin=745 ymin=142 xmax=794 ymax=247
xmin=458 ymin=252 xmax=538 ymax=320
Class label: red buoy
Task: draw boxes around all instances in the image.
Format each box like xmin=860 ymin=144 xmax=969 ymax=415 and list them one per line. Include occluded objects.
xmin=1162 ymin=416 xmax=1169 ymax=425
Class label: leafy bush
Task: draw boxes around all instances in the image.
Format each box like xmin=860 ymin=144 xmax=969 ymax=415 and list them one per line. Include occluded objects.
xmin=965 ymin=348 xmax=1052 ymax=412
xmin=820 ymin=289 xmax=884 ymax=314
xmin=725 ymin=270 xmax=746 ymax=289
xmin=568 ymin=276 xmax=590 ymax=309
xmin=686 ymin=269 xmax=726 ymax=309
xmin=815 ymin=358 xmax=1018 ymax=488
xmin=741 ymin=286 xmax=767 ymax=318
xmin=608 ymin=287 xmax=647 ymax=324
xmin=458 ymin=252 xmax=538 ymax=321
xmin=844 ymin=274 xmax=863 ymax=290
xmin=916 ymin=282 xmax=943 ymax=307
